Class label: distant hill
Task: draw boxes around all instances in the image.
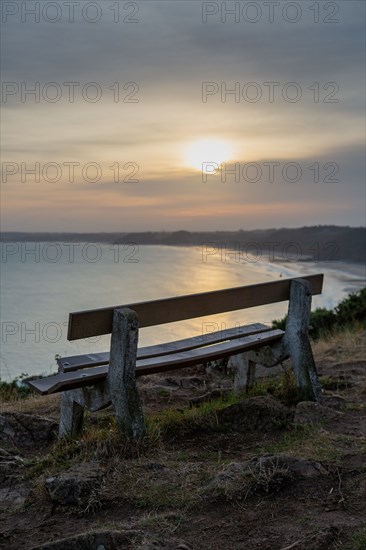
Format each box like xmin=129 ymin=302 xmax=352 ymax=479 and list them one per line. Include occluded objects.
xmin=1 ymin=226 xmax=365 ymax=263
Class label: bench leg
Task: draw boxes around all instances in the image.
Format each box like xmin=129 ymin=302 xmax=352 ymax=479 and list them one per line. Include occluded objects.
xmin=59 ymin=392 xmax=85 ymax=438
xmin=107 ymin=307 xmax=146 ymax=439
xmin=283 ymin=279 xmax=323 ymax=402
xmin=232 ymin=353 xmax=256 ymax=394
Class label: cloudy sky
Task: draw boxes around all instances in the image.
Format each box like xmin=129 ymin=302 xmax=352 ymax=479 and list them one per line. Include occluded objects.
xmin=1 ymin=0 xmax=365 ymax=231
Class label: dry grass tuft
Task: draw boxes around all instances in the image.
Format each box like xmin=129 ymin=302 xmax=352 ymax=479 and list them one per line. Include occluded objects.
xmin=313 ymin=328 xmax=366 ymax=364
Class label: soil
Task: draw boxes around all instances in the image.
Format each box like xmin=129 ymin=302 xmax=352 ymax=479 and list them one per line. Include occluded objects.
xmin=0 ymin=335 xmax=365 ymax=550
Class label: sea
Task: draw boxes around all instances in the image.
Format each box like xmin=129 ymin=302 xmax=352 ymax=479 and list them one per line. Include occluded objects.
xmin=1 ymin=243 xmax=365 ymax=381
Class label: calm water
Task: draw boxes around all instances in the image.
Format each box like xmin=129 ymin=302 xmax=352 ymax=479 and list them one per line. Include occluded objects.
xmin=1 ymin=243 xmax=365 ymax=381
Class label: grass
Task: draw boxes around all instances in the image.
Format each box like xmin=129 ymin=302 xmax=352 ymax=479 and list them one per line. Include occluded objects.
xmin=5 ymin=324 xmax=365 ymax=487
xmin=18 ymin=383 xmax=265 ymax=477
xmin=257 ymin=425 xmax=340 ymax=462
xmin=333 ymin=526 xmax=366 ymax=550
xmin=347 ymin=528 xmax=366 ymax=550
xmin=313 ymin=326 xmax=366 ymax=364
xmin=0 ymin=380 xmax=34 ymax=401
xmin=146 ymin=395 xmax=233 ymax=439
xmin=319 ymin=375 xmax=353 ymax=391
xmin=21 ymin=367 xmax=336 ymax=478
xmin=142 ymin=369 xmax=303 ymax=441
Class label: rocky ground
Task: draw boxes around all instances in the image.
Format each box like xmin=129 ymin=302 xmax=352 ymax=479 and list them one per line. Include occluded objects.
xmin=0 ymin=329 xmax=365 ymax=550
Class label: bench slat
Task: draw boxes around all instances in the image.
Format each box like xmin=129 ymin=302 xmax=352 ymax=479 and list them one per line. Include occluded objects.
xmin=58 ymin=322 xmax=270 ymax=372
xmin=136 ymin=329 xmax=283 ymax=374
xmin=29 ymin=329 xmax=284 ymax=395
xmin=67 ymin=274 xmax=323 ymax=340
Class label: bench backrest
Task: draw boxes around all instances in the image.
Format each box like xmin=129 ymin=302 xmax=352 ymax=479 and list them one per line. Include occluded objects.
xmin=67 ymin=274 xmax=324 ymax=341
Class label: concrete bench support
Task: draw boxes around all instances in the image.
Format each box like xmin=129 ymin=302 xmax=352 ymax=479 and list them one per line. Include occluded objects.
xmin=232 ymin=279 xmax=322 ymax=402
xmin=59 ymin=393 xmax=85 ymax=438
xmin=107 ymin=307 xmax=146 ymax=439
xmin=59 ymin=307 xmax=146 ymax=439
xmin=232 ymin=343 xmax=286 ymax=394
xmin=283 ymin=279 xmax=322 ymax=401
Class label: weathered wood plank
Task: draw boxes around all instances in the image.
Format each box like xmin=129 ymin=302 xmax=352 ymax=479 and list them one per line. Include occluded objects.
xmin=283 ymin=279 xmax=323 ymax=401
xmin=67 ymin=275 xmax=323 ymax=340
xmin=58 ymin=322 xmax=270 ymax=372
xmin=28 ymin=365 xmax=109 ymax=395
xmin=28 ymin=329 xmax=284 ymax=395
xmin=107 ymin=308 xmax=146 ymax=438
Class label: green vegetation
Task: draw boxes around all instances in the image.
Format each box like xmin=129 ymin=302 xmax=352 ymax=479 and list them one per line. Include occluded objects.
xmin=257 ymin=425 xmax=341 ymax=462
xmin=0 ymin=379 xmax=34 ymax=401
xmin=334 ymin=526 xmax=366 ymax=550
xmin=246 ymin=368 xmax=303 ymax=406
xmin=350 ymin=527 xmax=366 ymax=550
xmin=273 ymin=287 xmax=366 ymax=339
xmin=22 ymin=370 xmax=307 ymax=478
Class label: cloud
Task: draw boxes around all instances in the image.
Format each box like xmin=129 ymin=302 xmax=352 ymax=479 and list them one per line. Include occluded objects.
xmin=1 ymin=0 xmax=364 ymax=230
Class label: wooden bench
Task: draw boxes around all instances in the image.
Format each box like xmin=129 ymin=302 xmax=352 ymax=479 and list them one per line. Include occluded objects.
xmin=28 ymin=274 xmax=324 ymax=439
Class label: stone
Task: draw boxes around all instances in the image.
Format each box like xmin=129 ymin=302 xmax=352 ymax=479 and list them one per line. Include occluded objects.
xmin=255 ymin=455 xmax=328 ymax=478
xmin=0 ymin=446 xmax=30 ymax=506
xmin=217 ymin=395 xmax=292 ymax=432
xmin=208 ymin=454 xmax=327 ymax=498
xmin=0 ymin=448 xmax=25 ymax=483
xmin=0 ymin=481 xmax=31 ymax=507
xmin=45 ymin=462 xmax=106 ymax=506
xmin=0 ymin=412 xmax=57 ymax=450
xmin=208 ymin=461 xmax=251 ymax=489
xmin=294 ymin=401 xmax=343 ymax=425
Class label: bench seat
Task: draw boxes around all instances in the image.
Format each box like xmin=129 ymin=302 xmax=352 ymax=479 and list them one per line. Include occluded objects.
xmin=57 ymin=322 xmax=271 ymax=372
xmin=29 ymin=324 xmax=283 ymax=395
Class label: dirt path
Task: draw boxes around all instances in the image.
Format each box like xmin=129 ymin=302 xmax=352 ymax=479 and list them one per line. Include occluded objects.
xmin=0 ymin=334 xmax=365 ymax=550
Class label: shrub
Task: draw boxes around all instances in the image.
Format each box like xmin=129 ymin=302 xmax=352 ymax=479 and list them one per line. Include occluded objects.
xmin=272 ymin=287 xmax=365 ymax=340
xmin=335 ymin=287 xmax=366 ymax=325
xmin=0 ymin=379 xmax=34 ymax=401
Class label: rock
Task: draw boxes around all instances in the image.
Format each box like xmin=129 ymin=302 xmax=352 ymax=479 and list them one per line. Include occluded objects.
xmin=217 ymin=395 xmax=292 ymax=432
xmin=209 ymin=461 xmax=251 ymax=489
xmin=0 ymin=446 xmax=30 ymax=506
xmin=207 ymin=454 xmax=327 ymax=498
xmin=45 ymin=462 xmax=106 ymax=506
xmin=255 ymin=455 xmax=328 ymax=478
xmin=0 ymin=448 xmax=25 ymax=483
xmin=0 ymin=412 xmax=57 ymax=450
xmin=206 ymin=461 xmax=254 ymax=498
xmin=30 ymin=529 xmax=141 ymax=549
xmin=294 ymin=401 xmax=343 ymax=425
xmin=0 ymin=481 xmax=32 ymax=507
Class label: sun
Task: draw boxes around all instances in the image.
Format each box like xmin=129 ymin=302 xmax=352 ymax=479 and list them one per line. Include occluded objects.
xmin=183 ymin=138 xmax=233 ymax=172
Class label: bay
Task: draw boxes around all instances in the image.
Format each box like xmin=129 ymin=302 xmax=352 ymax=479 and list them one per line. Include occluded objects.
xmin=1 ymin=243 xmax=364 ymax=381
